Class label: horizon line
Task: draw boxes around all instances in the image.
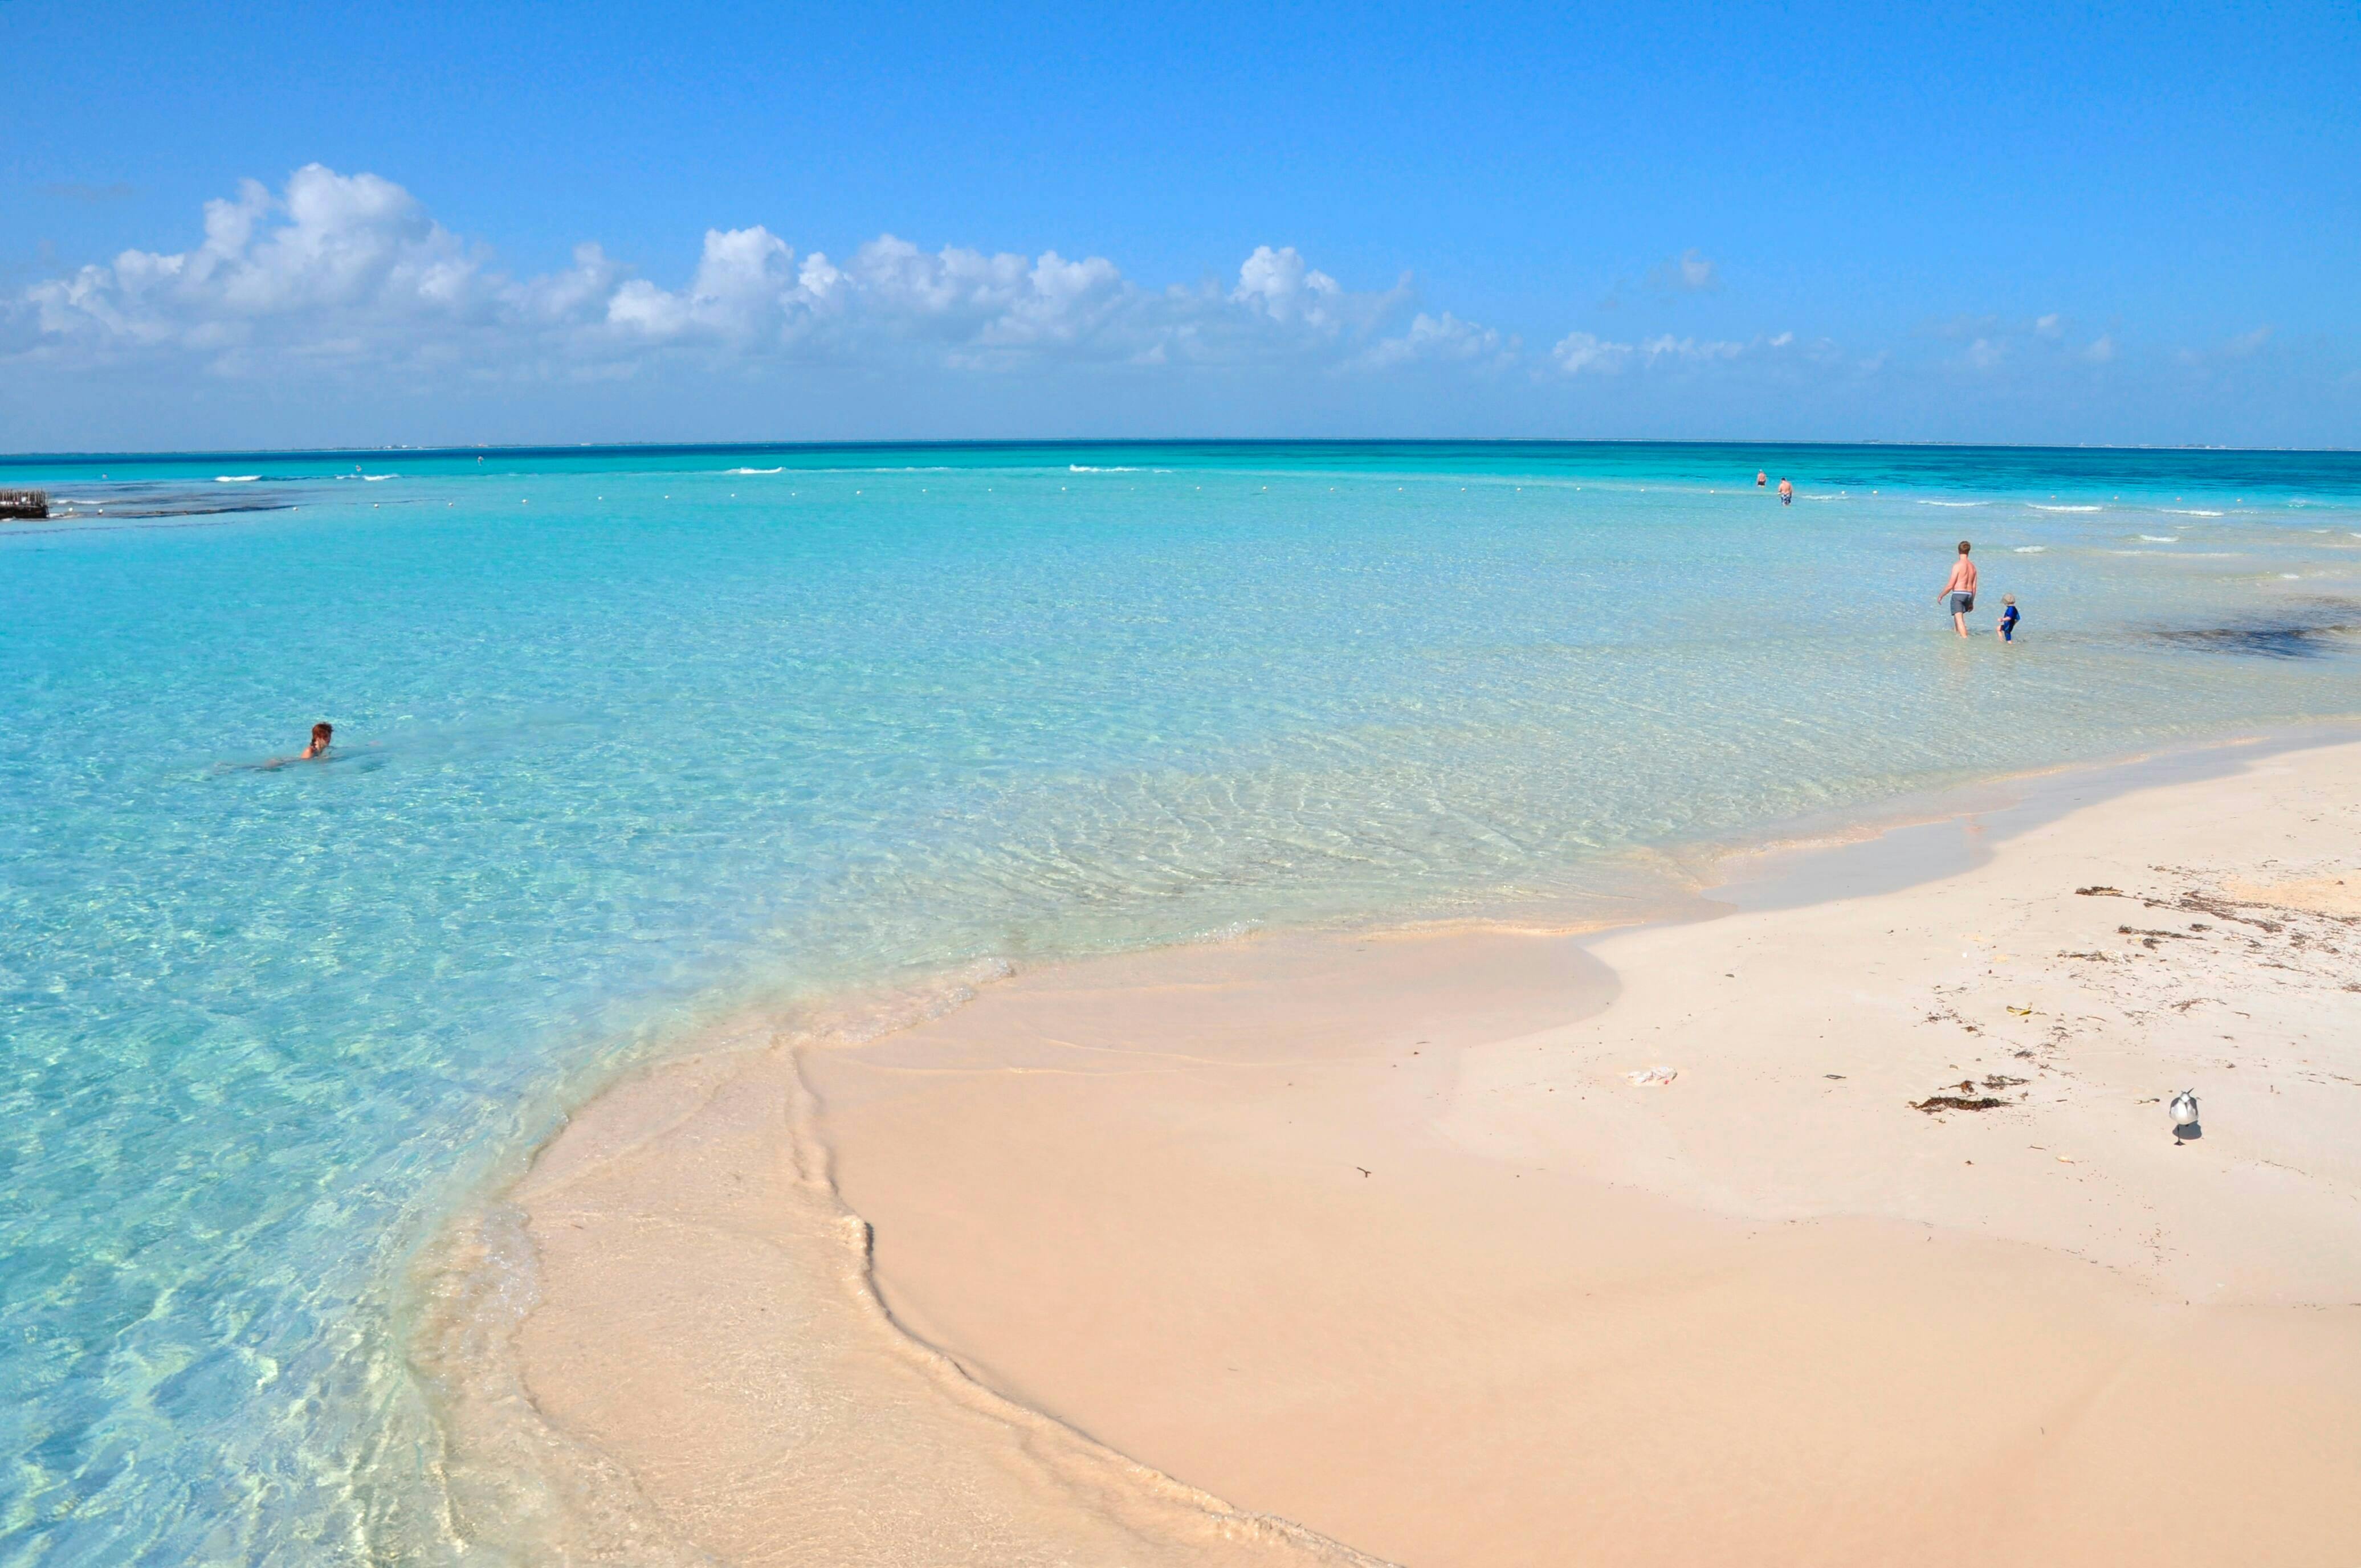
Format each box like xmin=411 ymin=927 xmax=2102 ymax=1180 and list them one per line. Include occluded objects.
xmin=6 ymin=435 xmax=2359 ymax=464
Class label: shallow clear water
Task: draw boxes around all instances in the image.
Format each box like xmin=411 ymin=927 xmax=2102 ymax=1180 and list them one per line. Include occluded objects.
xmin=3 ymin=441 xmax=2359 ymax=1563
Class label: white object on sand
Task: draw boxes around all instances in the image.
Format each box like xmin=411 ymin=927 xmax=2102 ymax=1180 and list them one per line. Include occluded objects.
xmin=2170 ymin=1089 xmax=2200 ymax=1128
xmin=1624 ymin=1067 xmax=1679 ymax=1087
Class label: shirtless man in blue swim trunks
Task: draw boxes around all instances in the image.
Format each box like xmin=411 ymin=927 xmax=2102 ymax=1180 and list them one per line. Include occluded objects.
xmin=1936 ymin=540 xmax=1977 ymax=638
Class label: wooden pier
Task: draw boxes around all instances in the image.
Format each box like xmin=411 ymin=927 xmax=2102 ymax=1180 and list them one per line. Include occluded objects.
xmin=1 ymin=488 xmax=48 ymax=520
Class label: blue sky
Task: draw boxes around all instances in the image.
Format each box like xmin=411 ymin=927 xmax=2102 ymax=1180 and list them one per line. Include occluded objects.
xmin=3 ymin=0 xmax=2356 ymax=451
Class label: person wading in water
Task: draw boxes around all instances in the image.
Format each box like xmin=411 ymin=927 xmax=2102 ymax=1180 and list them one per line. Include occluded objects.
xmin=1936 ymin=540 xmax=1978 ymax=638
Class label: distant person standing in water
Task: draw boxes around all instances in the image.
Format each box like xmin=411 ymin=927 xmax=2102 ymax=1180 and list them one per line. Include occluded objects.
xmin=1936 ymin=541 xmax=1978 ymax=637
xmin=1777 ymin=477 xmax=1794 ymax=505
xmin=1997 ymin=595 xmax=2020 ymax=642
xmin=1757 ymin=470 xmax=1768 ymax=487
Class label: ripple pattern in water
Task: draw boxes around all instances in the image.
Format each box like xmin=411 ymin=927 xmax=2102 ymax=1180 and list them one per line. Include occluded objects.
xmin=3 ymin=441 xmax=2360 ymax=1562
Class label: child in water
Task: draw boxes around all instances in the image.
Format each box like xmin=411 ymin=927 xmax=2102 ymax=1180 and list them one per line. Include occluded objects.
xmin=1997 ymin=595 xmax=2020 ymax=642
xmin=254 ymin=722 xmax=333 ymax=770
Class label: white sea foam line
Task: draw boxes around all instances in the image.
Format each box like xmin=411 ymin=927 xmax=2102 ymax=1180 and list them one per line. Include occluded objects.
xmin=2162 ymin=508 xmax=2224 ymax=516
xmin=2140 ymin=535 xmax=2179 ymax=543
xmin=1918 ymin=499 xmax=1986 ymax=507
xmin=2013 ymin=545 xmax=2047 ymax=553
xmin=215 ymin=475 xmax=261 ymax=483
xmin=724 ymin=467 xmax=785 ymax=475
xmin=2030 ymin=503 xmax=2100 ymax=512
xmin=1070 ymin=466 xmax=1143 ymax=472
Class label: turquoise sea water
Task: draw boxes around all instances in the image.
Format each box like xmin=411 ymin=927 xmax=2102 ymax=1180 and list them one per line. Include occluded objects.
xmin=4 ymin=440 xmax=2360 ymax=1563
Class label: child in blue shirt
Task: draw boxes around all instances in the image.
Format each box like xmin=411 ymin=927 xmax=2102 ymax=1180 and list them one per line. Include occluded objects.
xmin=1997 ymin=595 xmax=2020 ymax=642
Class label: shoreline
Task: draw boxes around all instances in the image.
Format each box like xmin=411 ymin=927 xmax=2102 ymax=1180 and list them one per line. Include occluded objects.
xmin=414 ymin=728 xmax=2361 ymax=1564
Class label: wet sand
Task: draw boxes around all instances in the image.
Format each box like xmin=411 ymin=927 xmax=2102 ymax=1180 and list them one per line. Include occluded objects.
xmin=476 ymin=739 xmax=2361 ymax=1565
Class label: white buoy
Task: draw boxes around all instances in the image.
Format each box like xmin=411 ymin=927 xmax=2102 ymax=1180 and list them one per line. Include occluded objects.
xmin=2170 ymin=1089 xmax=2200 ymax=1131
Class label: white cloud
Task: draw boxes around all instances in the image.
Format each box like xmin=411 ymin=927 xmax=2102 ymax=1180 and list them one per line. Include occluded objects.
xmin=7 ymin=165 xmax=1497 ymax=383
xmin=23 ymin=166 xmax=503 ymax=361
xmin=1927 ymin=314 xmax=2122 ymax=370
xmin=1547 ymin=328 xmax=1782 ymax=376
xmin=606 ymin=225 xmax=802 ymax=341
xmin=1649 ymin=249 xmax=1719 ymax=292
xmin=1549 ymin=330 xmax=1633 ymax=375
xmin=1230 ymin=244 xmax=1340 ymax=324
xmin=1641 ymin=334 xmax=1744 ymax=362
xmin=1355 ymin=311 xmax=1516 ymax=370
xmin=2223 ymin=325 xmax=2273 ymax=357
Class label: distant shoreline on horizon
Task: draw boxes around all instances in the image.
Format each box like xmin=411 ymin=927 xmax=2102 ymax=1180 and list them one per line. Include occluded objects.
xmin=6 ymin=435 xmax=2359 ymax=464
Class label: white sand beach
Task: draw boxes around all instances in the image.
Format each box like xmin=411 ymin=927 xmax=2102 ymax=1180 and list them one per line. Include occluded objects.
xmin=477 ymin=738 xmax=2361 ymax=1565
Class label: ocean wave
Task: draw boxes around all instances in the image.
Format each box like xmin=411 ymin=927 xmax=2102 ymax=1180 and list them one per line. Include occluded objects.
xmin=2162 ymin=508 xmax=2223 ymax=516
xmin=215 ymin=475 xmax=261 ymax=483
xmin=2013 ymin=545 xmax=2047 ymax=553
xmin=724 ymin=467 xmax=785 ymax=475
xmin=2030 ymin=503 xmax=2100 ymax=512
xmin=2140 ymin=535 xmax=2179 ymax=543
xmin=1917 ymin=499 xmax=1986 ymax=507
xmin=1070 ymin=465 xmax=1143 ymax=473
